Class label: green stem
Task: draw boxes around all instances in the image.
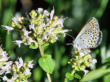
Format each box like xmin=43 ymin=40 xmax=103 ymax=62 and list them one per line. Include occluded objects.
xmin=71 ymin=70 xmax=75 ymax=75
xmin=47 ymin=73 xmax=51 ymax=82
xmin=39 ymin=45 xmax=52 ymax=82
xmin=39 ymin=45 xmax=44 ymax=57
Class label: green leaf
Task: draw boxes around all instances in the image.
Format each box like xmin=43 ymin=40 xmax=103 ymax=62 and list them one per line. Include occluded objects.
xmin=65 ymin=72 xmax=74 ymax=80
xmin=33 ymin=67 xmax=42 ymax=82
xmin=74 ymin=73 xmax=81 ymax=79
xmin=104 ymin=74 xmax=110 ymax=82
xmin=106 ymin=57 xmax=110 ymax=62
xmin=81 ymin=68 xmax=110 ymax=82
xmin=38 ymin=55 xmax=55 ymax=74
xmin=29 ymin=42 xmax=38 ymax=49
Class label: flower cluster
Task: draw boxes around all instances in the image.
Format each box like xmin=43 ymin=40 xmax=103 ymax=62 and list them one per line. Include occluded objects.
xmin=0 ymin=47 xmax=12 ymax=75
xmin=3 ymin=58 xmax=33 ymax=82
xmin=69 ymin=50 xmax=97 ymax=73
xmin=66 ymin=50 xmax=97 ymax=80
xmin=3 ymin=8 xmax=68 ymax=49
xmin=0 ymin=47 xmax=34 ymax=82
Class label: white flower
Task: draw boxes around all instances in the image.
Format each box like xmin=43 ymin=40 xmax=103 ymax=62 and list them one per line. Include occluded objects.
xmin=60 ymin=29 xmax=69 ymax=33
xmin=3 ymin=76 xmax=8 ymax=81
xmin=27 ymin=37 xmax=35 ymax=45
xmin=44 ymin=10 xmax=49 ymax=17
xmin=29 ymin=24 xmax=35 ymax=30
xmin=49 ymin=28 xmax=54 ymax=35
xmin=80 ymin=52 xmax=85 ymax=57
xmin=3 ymin=61 xmax=13 ymax=74
xmin=55 ymin=36 xmax=58 ymax=41
xmin=37 ymin=8 xmax=43 ymax=14
xmin=43 ymin=33 xmax=48 ymax=40
xmin=57 ymin=18 xmax=64 ymax=27
xmin=15 ymin=57 xmax=23 ymax=69
xmin=12 ymin=74 xmax=18 ymax=80
xmin=0 ymin=70 xmax=5 ymax=75
xmin=0 ymin=52 xmax=9 ymax=62
xmin=89 ymin=58 xmax=97 ymax=69
xmin=2 ymin=25 xmax=14 ymax=33
xmin=0 ymin=47 xmax=12 ymax=75
xmin=89 ymin=58 xmax=97 ymax=64
xmin=24 ymin=68 xmax=31 ymax=75
xmin=40 ymin=23 xmax=46 ymax=28
xmin=3 ymin=76 xmax=14 ymax=82
xmin=45 ymin=17 xmax=50 ymax=22
xmin=12 ymin=16 xmax=21 ymax=23
xmin=28 ymin=60 xmax=33 ymax=68
xmin=50 ymin=9 xmax=54 ymax=20
xmin=22 ymin=28 xmax=31 ymax=37
xmin=83 ymin=69 xmax=89 ymax=76
xmin=14 ymin=40 xmax=23 ymax=47
xmin=92 ymin=59 xmax=97 ymax=64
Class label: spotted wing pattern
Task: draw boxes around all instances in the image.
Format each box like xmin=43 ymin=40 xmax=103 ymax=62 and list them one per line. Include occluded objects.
xmin=73 ymin=17 xmax=102 ymax=51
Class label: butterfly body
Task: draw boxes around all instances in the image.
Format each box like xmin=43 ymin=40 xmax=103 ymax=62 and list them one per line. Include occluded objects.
xmin=73 ymin=17 xmax=102 ymax=54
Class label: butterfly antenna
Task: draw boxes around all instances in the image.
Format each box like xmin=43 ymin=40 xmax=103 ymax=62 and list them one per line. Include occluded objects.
xmin=66 ymin=33 xmax=75 ymax=41
xmin=65 ymin=33 xmax=75 ymax=46
xmin=66 ymin=43 xmax=73 ymax=46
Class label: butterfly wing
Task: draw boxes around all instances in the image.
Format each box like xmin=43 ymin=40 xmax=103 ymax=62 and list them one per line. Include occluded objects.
xmin=73 ymin=17 xmax=102 ymax=50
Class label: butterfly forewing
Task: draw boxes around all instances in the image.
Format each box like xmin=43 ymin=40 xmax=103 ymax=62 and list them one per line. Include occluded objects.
xmin=73 ymin=17 xmax=102 ymax=50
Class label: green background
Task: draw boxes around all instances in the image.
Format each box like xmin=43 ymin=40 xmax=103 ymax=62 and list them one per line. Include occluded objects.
xmin=0 ymin=0 xmax=110 ymax=82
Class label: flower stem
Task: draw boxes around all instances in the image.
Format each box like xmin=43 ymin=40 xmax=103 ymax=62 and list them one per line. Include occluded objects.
xmin=39 ymin=45 xmax=52 ymax=82
xmin=71 ymin=70 xmax=75 ymax=75
xmin=39 ymin=45 xmax=44 ymax=57
xmin=47 ymin=73 xmax=51 ymax=82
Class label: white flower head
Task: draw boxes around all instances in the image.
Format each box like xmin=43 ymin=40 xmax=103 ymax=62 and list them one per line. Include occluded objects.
xmin=27 ymin=37 xmax=35 ymax=45
xmin=49 ymin=28 xmax=54 ymax=35
xmin=12 ymin=16 xmax=21 ymax=24
xmin=29 ymin=24 xmax=35 ymax=30
xmin=28 ymin=60 xmax=34 ymax=68
xmin=3 ymin=76 xmax=14 ymax=82
xmin=0 ymin=62 xmax=12 ymax=74
xmin=40 ymin=23 xmax=46 ymax=28
xmin=13 ymin=40 xmax=23 ymax=47
xmin=24 ymin=68 xmax=31 ymax=75
xmin=2 ymin=25 xmax=14 ymax=33
xmin=15 ymin=57 xmax=23 ymax=69
xmin=3 ymin=61 xmax=13 ymax=74
xmin=50 ymin=9 xmax=55 ymax=20
xmin=37 ymin=8 xmax=43 ymax=14
xmin=89 ymin=58 xmax=97 ymax=64
xmin=3 ymin=76 xmax=9 ymax=81
xmin=22 ymin=28 xmax=31 ymax=37
xmin=0 ymin=52 xmax=9 ymax=62
xmin=57 ymin=18 xmax=64 ymax=27
xmin=12 ymin=74 xmax=18 ymax=80
xmin=44 ymin=10 xmax=49 ymax=17
xmin=43 ymin=33 xmax=48 ymax=40
xmin=0 ymin=47 xmax=12 ymax=75
xmin=83 ymin=69 xmax=89 ymax=76
xmin=55 ymin=36 xmax=58 ymax=41
xmin=60 ymin=29 xmax=69 ymax=33
xmin=89 ymin=58 xmax=97 ymax=69
xmin=92 ymin=59 xmax=97 ymax=64
xmin=0 ymin=70 xmax=5 ymax=75
xmin=45 ymin=17 xmax=50 ymax=22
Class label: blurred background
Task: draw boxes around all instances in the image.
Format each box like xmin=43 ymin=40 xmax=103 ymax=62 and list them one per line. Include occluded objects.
xmin=0 ymin=0 xmax=110 ymax=82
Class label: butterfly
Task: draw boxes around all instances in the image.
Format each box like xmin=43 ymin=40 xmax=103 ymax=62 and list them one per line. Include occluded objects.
xmin=73 ymin=17 xmax=102 ymax=54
